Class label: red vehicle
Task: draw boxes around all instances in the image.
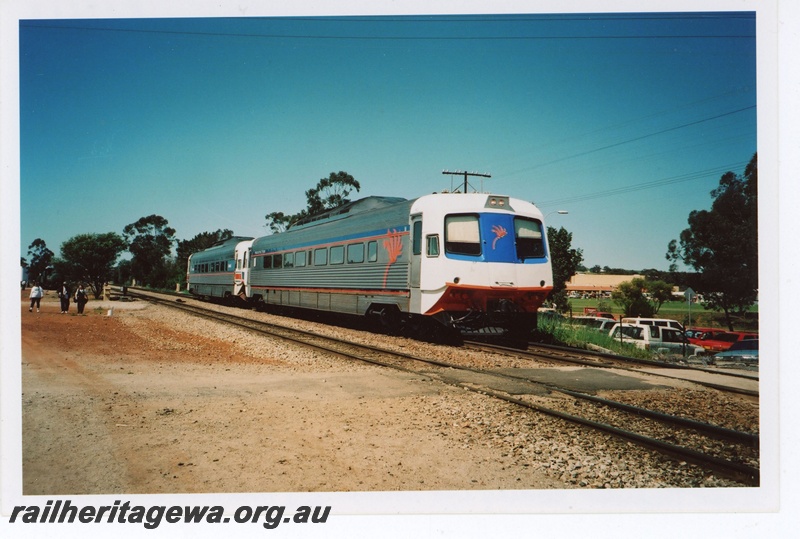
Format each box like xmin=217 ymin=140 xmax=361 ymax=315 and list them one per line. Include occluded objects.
xmin=583 ymin=307 xmax=616 ymax=320
xmin=685 ymin=327 xmax=720 ymax=345
xmin=696 ymin=331 xmax=758 ymax=353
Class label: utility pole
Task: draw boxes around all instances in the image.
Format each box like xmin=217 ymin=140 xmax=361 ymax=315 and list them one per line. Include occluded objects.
xmin=442 ymin=170 xmax=491 ymax=193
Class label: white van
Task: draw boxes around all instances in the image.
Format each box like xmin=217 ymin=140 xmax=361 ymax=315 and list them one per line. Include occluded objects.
xmin=570 ymin=316 xmax=619 ymax=333
xmin=621 ymin=317 xmax=684 ymax=332
xmin=609 ymin=323 xmax=702 ymax=355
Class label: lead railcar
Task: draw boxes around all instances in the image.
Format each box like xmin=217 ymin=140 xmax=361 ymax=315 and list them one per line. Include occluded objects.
xmin=240 ymin=192 xmax=553 ymax=338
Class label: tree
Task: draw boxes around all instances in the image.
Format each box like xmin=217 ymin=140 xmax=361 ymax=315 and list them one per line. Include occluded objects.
xmin=27 ymin=238 xmax=54 ymax=286
xmin=666 ymin=153 xmax=758 ymax=330
xmin=265 ymin=171 xmax=360 ymax=231
xmin=612 ymin=277 xmax=654 ymax=317
xmin=612 ymin=277 xmax=675 ymax=316
xmin=645 ymin=280 xmax=674 ymax=314
xmin=53 ymin=232 xmax=127 ymax=298
xmin=547 ymin=226 xmax=584 ymax=311
xmin=305 ymin=171 xmax=361 ymax=215
xmin=122 ymin=215 xmax=177 ymax=287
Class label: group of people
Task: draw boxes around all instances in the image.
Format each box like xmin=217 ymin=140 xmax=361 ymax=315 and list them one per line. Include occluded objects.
xmin=28 ymin=281 xmax=90 ymax=314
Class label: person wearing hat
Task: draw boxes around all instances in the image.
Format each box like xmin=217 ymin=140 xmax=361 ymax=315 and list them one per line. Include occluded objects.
xmin=57 ymin=282 xmax=71 ymax=314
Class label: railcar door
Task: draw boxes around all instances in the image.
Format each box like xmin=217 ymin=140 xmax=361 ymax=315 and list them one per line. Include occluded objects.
xmin=410 ymin=215 xmax=422 ymax=312
xmin=234 ymin=239 xmax=253 ymax=300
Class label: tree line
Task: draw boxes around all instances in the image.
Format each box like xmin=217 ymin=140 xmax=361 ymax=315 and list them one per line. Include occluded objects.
xmin=22 ymin=156 xmax=758 ymax=329
xmin=20 ymin=172 xmax=361 ymax=299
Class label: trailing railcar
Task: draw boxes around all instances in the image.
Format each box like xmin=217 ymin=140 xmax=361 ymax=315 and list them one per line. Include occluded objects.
xmin=247 ymin=193 xmax=553 ymax=337
xmin=187 ymin=236 xmax=254 ymax=300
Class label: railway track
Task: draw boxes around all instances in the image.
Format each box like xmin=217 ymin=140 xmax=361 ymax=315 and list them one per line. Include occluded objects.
xmin=466 ymin=340 xmax=760 ymax=397
xmin=122 ymin=288 xmax=760 ymax=486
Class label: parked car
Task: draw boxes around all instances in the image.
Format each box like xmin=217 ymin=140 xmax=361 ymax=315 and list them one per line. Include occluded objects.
xmin=712 ymin=339 xmax=758 ymax=365
xmin=569 ymin=316 xmax=618 ymax=333
xmin=696 ymin=331 xmax=758 ymax=353
xmin=622 ymin=317 xmax=685 ymax=332
xmin=596 ymin=318 xmax=618 ymax=333
xmin=609 ymin=323 xmax=704 ymax=356
xmin=684 ymin=327 xmax=718 ymax=343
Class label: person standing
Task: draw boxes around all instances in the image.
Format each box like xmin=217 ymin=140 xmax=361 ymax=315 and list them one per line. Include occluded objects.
xmin=74 ymin=284 xmax=89 ymax=315
xmin=29 ymin=281 xmax=44 ymax=312
xmin=57 ymin=282 xmax=71 ymax=314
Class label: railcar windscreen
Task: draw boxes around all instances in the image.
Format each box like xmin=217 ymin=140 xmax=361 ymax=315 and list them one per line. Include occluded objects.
xmin=445 ymin=214 xmax=481 ymax=256
xmin=514 ymin=218 xmax=545 ymax=259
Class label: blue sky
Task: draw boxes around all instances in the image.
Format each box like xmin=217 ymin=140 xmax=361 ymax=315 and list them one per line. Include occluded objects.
xmin=15 ymin=8 xmax=757 ymax=272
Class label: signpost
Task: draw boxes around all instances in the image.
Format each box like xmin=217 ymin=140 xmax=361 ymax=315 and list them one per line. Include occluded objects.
xmin=683 ymin=288 xmax=695 ymax=357
xmin=684 ymin=287 xmax=695 ymax=329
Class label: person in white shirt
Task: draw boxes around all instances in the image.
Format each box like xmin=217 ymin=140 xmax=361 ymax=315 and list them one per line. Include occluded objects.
xmin=29 ymin=281 xmax=44 ymax=313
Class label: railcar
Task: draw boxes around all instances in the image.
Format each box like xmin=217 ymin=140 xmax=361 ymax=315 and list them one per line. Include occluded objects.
xmin=246 ymin=192 xmax=553 ymax=337
xmin=187 ymin=236 xmax=254 ymax=300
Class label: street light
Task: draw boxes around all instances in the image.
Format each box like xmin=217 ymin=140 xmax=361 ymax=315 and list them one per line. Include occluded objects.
xmin=545 ymin=210 xmax=569 ymax=219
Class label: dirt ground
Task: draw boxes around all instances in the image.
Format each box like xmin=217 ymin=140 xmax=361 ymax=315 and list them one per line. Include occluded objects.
xmin=19 ymin=291 xmax=569 ymax=495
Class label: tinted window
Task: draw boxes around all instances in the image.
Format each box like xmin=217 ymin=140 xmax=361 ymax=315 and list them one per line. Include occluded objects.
xmin=613 ymin=326 xmax=643 ymax=339
xmin=729 ymin=339 xmax=758 ymax=351
xmin=412 ymin=221 xmax=423 ymax=256
xmin=284 ymin=252 xmax=294 ymax=268
xmin=314 ymin=248 xmax=328 ymax=266
xmin=445 ymin=214 xmax=481 ymax=256
xmin=347 ymin=243 xmax=364 ymax=264
xmin=514 ymin=217 xmax=545 ymax=259
xmin=427 ymin=235 xmax=440 ymax=257
xmin=330 ymin=245 xmax=344 ymax=265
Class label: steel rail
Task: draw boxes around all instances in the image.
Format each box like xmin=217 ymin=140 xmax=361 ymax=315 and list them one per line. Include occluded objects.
xmin=468 ymin=341 xmax=759 ymax=397
xmin=127 ymin=289 xmax=760 ymax=486
xmin=528 ymin=341 xmax=759 ymax=382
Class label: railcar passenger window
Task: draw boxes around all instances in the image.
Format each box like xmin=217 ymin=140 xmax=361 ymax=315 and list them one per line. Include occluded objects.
xmin=263 ymin=256 xmax=272 ymax=269
xmin=347 ymin=243 xmax=364 ymax=263
xmin=427 ymin=235 xmax=440 ymax=257
xmin=295 ymin=251 xmax=306 ymax=267
xmin=367 ymin=241 xmax=378 ymax=262
xmin=445 ymin=215 xmax=481 ymax=256
xmin=514 ymin=218 xmax=545 ymax=259
xmin=330 ymin=246 xmax=344 ymax=265
xmin=273 ymin=254 xmax=283 ymax=269
xmin=314 ymin=248 xmax=328 ymax=266
xmin=284 ymin=252 xmax=294 ymax=268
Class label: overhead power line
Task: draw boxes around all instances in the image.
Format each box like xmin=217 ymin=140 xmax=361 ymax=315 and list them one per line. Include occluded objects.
xmin=506 ymin=105 xmax=755 ymax=178
xmin=534 ymin=161 xmax=750 ymax=208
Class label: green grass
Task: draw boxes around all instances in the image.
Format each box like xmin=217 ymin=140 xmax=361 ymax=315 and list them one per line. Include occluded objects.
xmin=535 ymin=317 xmax=653 ymax=359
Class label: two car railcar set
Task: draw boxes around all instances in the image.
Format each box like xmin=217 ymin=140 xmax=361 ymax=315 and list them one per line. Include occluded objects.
xmin=187 ymin=192 xmax=554 ymax=339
